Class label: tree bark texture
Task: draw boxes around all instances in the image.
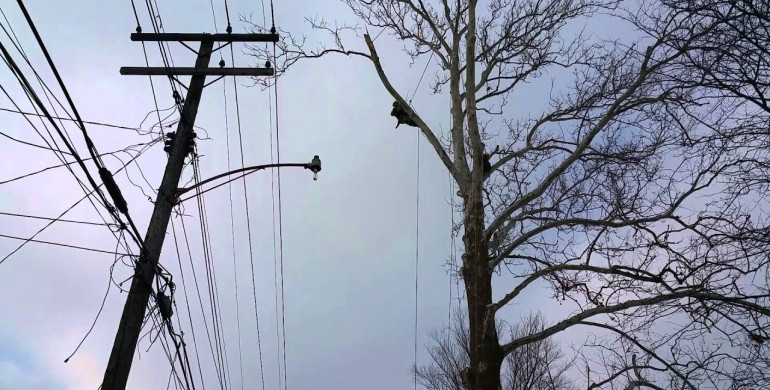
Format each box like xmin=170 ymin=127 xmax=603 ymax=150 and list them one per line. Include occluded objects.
xmin=462 ymin=189 xmax=503 ymax=390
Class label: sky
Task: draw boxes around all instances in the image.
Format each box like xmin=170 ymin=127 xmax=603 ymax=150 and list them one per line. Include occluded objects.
xmin=0 ymin=0 xmax=469 ymax=389
xmin=0 ymin=1 xmax=636 ymax=389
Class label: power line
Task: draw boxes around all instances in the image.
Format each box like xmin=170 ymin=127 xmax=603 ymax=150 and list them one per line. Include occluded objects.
xmin=143 ymin=0 xmax=183 ymax=109
xmin=272 ymin=45 xmax=289 ymax=390
xmin=208 ymin=0 xmax=221 ymax=33
xmin=264 ymin=13 xmax=284 ymax=389
xmin=192 ymin=157 xmax=234 ymax=390
xmin=269 ymin=0 xmax=276 ymax=29
xmin=180 ymin=215 xmax=227 ymax=390
xmin=3 ymin=4 xmax=144 ymax=247
xmin=409 ymin=51 xmax=434 ymax=104
xmin=0 ymin=126 xmax=73 ymax=154
xmin=0 ymin=8 xmax=79 ymax=148
xmin=191 ymin=160 xmax=229 ymax=390
xmin=0 ymin=139 xmax=159 ymax=186
xmin=222 ymin=61 xmax=245 ymax=390
xmin=229 ymin=35 xmax=266 ymax=390
xmin=17 ymin=0 xmax=107 ymax=165
xmin=0 ymin=233 xmax=135 ymax=256
xmin=413 ymin=125 xmax=420 ymax=390
xmin=64 ymin=236 xmax=124 ymax=363
xmin=0 ymin=211 xmax=116 ymax=227
xmin=0 ymin=106 xmax=146 ymax=131
xmin=0 ymin=138 xmax=153 ymax=267
xmin=170 ymin=218 xmax=207 ymax=389
xmin=0 ymin=73 xmax=121 ymax=261
xmin=129 ymin=0 xmax=168 ymax=139
xmin=4 ymin=2 xmax=141 ymax=260
xmin=265 ymin=1 xmax=287 ymax=382
xmin=223 ymin=0 xmax=232 ymax=31
xmin=255 ymin=0 xmax=287 ymax=380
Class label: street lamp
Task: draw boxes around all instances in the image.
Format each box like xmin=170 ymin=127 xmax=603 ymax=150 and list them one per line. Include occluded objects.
xmin=175 ymin=155 xmax=322 ymax=203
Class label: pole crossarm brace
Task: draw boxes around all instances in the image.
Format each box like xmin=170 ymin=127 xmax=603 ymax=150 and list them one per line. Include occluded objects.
xmin=120 ymin=67 xmax=274 ymax=76
xmin=176 ymin=156 xmax=322 ymax=200
xmin=130 ymin=32 xmax=279 ymax=42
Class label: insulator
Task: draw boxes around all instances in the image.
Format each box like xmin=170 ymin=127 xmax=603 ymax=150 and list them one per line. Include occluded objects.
xmin=219 ymin=59 xmax=226 ymax=68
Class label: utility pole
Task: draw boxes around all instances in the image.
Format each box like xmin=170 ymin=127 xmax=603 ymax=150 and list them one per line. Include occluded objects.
xmin=102 ymin=31 xmax=278 ymax=390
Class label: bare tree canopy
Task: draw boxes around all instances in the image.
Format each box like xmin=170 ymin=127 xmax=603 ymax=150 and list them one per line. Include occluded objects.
xmin=248 ymin=0 xmax=770 ymax=388
xmin=416 ymin=312 xmax=575 ymax=390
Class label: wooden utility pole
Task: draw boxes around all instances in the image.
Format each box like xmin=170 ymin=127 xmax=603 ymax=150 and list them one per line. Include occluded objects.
xmin=102 ymin=32 xmax=277 ymax=390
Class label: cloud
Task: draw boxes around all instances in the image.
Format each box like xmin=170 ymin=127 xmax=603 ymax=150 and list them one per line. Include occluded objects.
xmin=0 ymin=360 xmax=60 ymax=390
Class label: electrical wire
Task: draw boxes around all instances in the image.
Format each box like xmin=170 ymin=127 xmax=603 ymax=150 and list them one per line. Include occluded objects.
xmin=0 ymin=126 xmax=74 ymax=154
xmin=180 ymin=215 xmax=227 ymax=390
xmin=143 ymin=0 xmax=183 ymax=111
xmin=0 ymin=107 xmax=147 ymax=131
xmin=0 ymin=211 xmax=115 ymax=227
xmin=0 ymin=136 xmax=158 ymax=188
xmin=413 ymin=124 xmax=420 ymax=390
xmin=193 ymin=157 xmax=233 ymax=390
xmin=171 ymin=218 xmax=207 ymax=389
xmin=0 ymin=73 xmax=122 ymax=261
xmin=408 ymin=51 xmax=434 ymax=105
xmin=265 ymin=2 xmax=288 ymax=383
xmin=191 ymin=159 xmax=231 ymax=390
xmin=404 ymin=42 xmax=432 ymax=390
xmin=2 ymin=6 xmax=144 ymax=247
xmin=0 ymin=233 xmax=135 ymax=256
xmin=0 ymin=136 xmax=153 ymax=267
xmin=223 ymin=0 xmax=231 ymax=31
xmin=228 ymin=31 xmax=266 ymax=390
xmin=0 ymin=8 xmax=79 ymax=149
xmin=17 ymin=0 xmax=112 ymax=169
xmin=208 ymin=0 xmax=221 ymax=33
xmin=272 ymin=50 xmax=289 ymax=390
xmin=63 ymin=234 xmax=123 ymax=363
xmin=3 ymin=5 xmax=194 ymax=387
xmin=222 ymin=63 xmax=245 ymax=390
xmin=263 ymin=5 xmax=284 ymax=386
xmin=172 ymin=292 xmax=201 ymax=390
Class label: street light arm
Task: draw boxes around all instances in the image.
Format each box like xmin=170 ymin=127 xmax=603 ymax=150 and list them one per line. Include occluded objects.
xmin=175 ymin=155 xmax=322 ymax=201
xmin=177 ymin=162 xmax=304 ymax=196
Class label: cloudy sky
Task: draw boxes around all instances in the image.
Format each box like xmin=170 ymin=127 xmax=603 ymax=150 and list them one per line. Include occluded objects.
xmin=0 ymin=0 xmax=634 ymax=388
xmin=0 ymin=0 xmax=479 ymax=388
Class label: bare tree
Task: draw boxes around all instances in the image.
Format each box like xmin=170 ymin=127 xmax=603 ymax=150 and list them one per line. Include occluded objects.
xmin=248 ymin=0 xmax=770 ymax=388
xmin=415 ymin=312 xmax=575 ymax=390
xmin=648 ymin=0 xmax=770 ymax=114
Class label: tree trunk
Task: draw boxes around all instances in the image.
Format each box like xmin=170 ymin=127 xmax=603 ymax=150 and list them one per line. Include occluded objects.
xmin=462 ymin=189 xmax=503 ymax=390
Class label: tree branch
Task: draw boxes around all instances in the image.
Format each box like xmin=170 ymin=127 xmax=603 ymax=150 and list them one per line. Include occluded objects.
xmin=363 ymin=33 xmax=458 ymax=179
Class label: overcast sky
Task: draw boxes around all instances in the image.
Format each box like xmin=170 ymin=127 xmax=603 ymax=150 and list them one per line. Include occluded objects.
xmin=0 ymin=0 xmax=615 ymax=389
xmin=0 ymin=0 xmax=469 ymax=389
